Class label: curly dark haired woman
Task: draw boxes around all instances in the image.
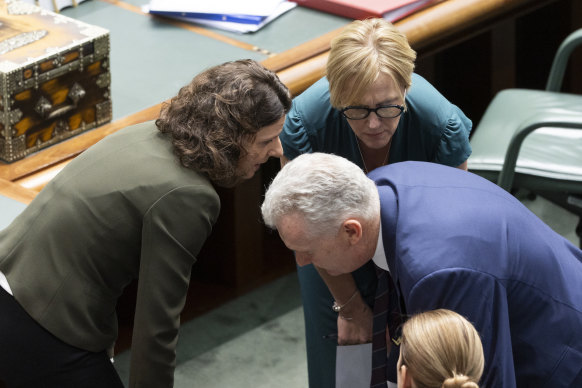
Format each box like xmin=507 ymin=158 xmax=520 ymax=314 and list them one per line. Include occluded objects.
xmin=157 ymin=59 xmax=291 ymax=187
xmin=0 ymin=59 xmax=291 ymax=388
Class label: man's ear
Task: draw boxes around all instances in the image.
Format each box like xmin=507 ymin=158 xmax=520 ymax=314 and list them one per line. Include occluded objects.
xmin=342 ymin=219 xmax=362 ymax=245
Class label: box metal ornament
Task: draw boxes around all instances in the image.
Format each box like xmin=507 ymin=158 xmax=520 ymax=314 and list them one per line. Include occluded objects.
xmin=0 ymin=0 xmax=111 ymax=162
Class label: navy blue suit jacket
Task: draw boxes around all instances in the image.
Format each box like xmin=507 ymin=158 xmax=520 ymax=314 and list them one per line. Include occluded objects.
xmin=368 ymin=161 xmax=582 ymax=387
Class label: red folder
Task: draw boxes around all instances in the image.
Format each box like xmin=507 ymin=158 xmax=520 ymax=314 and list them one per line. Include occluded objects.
xmin=292 ymin=0 xmax=441 ymax=21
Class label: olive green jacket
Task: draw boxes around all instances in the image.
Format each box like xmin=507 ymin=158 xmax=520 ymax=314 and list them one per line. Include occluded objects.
xmin=0 ymin=121 xmax=220 ymax=387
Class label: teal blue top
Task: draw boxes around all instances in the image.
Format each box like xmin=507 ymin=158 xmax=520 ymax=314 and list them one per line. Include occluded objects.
xmin=281 ymin=74 xmax=472 ymax=168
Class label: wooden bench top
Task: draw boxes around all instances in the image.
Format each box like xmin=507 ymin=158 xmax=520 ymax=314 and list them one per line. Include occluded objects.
xmin=0 ymin=0 xmax=563 ymax=202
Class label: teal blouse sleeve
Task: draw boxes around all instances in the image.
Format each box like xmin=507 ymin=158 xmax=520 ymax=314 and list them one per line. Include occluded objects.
xmin=436 ymin=109 xmax=473 ymax=166
xmin=281 ymin=99 xmax=314 ymax=160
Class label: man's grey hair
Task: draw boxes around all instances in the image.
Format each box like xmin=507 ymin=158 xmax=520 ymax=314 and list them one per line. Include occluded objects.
xmin=261 ymin=153 xmax=380 ymax=237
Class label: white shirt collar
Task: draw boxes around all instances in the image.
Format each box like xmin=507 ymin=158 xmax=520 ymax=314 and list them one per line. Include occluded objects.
xmin=371 ymin=222 xmax=389 ymax=272
xmin=0 ymin=270 xmax=13 ymax=295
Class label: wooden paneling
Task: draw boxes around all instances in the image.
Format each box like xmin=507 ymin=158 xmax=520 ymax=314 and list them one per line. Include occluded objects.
xmin=271 ymin=0 xmax=560 ymax=97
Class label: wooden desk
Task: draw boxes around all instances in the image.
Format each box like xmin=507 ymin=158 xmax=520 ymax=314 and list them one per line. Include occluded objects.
xmin=1 ymin=0 xmax=581 ymax=352
xmin=3 ymin=0 xmax=581 ymax=193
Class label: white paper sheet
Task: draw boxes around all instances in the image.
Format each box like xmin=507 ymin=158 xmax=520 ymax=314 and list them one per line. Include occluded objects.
xmin=336 ymin=343 xmax=397 ymax=388
xmin=336 ymin=343 xmax=372 ymax=388
xmin=144 ymin=1 xmax=296 ymax=33
xmin=147 ymin=0 xmax=286 ymax=17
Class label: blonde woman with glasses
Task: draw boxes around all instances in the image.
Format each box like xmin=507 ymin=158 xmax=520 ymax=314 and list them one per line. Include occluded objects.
xmin=279 ymin=18 xmax=473 ymax=387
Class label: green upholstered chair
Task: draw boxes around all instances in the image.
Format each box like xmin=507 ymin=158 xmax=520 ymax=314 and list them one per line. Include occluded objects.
xmin=468 ymin=28 xmax=582 ymax=247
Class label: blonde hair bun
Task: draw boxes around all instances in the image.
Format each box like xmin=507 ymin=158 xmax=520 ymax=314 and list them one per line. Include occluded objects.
xmin=399 ymin=309 xmax=484 ymax=388
xmin=442 ymin=373 xmax=479 ymax=388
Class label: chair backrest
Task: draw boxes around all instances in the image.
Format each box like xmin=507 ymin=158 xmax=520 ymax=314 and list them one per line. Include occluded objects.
xmin=546 ymin=28 xmax=582 ymax=92
xmin=468 ymin=27 xmax=582 ymax=192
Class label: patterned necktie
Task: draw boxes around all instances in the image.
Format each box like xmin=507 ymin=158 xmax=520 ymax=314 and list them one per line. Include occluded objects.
xmin=370 ymin=265 xmax=401 ymax=388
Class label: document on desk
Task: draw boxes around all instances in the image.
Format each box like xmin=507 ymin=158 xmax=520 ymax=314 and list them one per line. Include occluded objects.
xmin=145 ymin=0 xmax=297 ymax=33
xmin=148 ymin=0 xmax=284 ymax=17
xmin=336 ymin=343 xmax=396 ymax=388
xmin=167 ymin=2 xmax=296 ymax=33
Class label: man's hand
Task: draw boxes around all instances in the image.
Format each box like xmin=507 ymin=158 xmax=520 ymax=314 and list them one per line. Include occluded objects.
xmin=336 ymin=293 xmax=373 ymax=345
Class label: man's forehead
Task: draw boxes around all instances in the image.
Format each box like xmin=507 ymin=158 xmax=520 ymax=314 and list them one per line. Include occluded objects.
xmin=278 ymin=212 xmax=305 ymax=233
xmin=277 ymin=213 xmax=311 ymax=242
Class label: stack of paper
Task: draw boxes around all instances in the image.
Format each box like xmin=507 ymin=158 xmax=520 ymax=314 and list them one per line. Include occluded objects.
xmin=145 ymin=0 xmax=297 ymax=33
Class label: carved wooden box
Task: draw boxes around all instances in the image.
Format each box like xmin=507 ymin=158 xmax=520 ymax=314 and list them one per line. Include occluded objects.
xmin=0 ymin=0 xmax=111 ymax=162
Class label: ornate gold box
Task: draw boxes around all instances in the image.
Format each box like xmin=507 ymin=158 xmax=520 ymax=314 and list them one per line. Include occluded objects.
xmin=0 ymin=0 xmax=111 ymax=162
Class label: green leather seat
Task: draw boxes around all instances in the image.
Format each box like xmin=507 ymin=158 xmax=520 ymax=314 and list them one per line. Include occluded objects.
xmin=468 ymin=28 xmax=582 ymax=246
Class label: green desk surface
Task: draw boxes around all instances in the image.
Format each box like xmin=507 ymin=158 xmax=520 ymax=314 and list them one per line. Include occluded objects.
xmin=61 ymin=0 xmax=349 ymax=120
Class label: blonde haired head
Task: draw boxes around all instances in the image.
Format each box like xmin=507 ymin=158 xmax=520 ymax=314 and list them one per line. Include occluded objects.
xmin=326 ymin=18 xmax=416 ymax=108
xmin=398 ymin=309 xmax=484 ymax=388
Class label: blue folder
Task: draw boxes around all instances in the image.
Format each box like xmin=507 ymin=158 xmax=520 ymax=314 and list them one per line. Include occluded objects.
xmin=148 ymin=10 xmax=267 ymax=25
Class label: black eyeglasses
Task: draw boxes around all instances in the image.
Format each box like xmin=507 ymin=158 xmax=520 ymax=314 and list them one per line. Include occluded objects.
xmin=340 ymin=105 xmax=405 ymax=120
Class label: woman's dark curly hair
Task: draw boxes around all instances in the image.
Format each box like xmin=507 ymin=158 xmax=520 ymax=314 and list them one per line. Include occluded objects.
xmin=156 ymin=59 xmax=292 ymax=187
